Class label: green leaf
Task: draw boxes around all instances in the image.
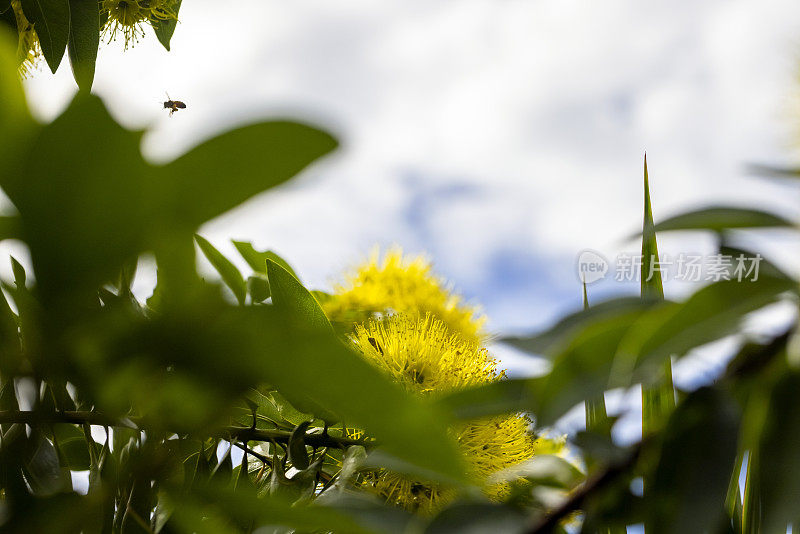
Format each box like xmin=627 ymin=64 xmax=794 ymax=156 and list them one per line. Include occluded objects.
xmin=648 ymin=387 xmax=741 ymax=534
xmin=67 ymin=0 xmax=99 ymax=90
xmin=487 ymin=454 xmax=583 ymax=489
xmin=582 ymin=283 xmax=610 ymax=441
xmin=154 ymin=121 xmax=337 ymax=231
xmin=266 ymin=260 xmax=466 ymax=482
xmin=1 ymin=94 xmax=150 ymax=309
xmin=233 ymin=240 xmax=299 ymax=279
xmin=439 ymin=297 xmax=661 ymax=426
xmin=288 ymin=421 xmax=311 ymax=470
xmin=24 ymin=433 xmax=71 ymax=494
xmin=267 ymin=259 xmax=331 ymax=333
xmin=0 ymin=280 xmax=21 ymax=377
xmin=756 ymin=371 xmax=800 ymax=532
xmin=747 ymin=163 xmax=800 ymax=181
xmin=320 ymin=493 xmax=421 ymax=534
xmin=424 ymin=502 xmax=528 ymax=534
xmin=20 ymin=0 xmax=70 ymax=73
xmin=640 ymin=154 xmax=674 ymax=439
xmin=151 ymin=0 xmax=181 ymax=51
xmin=246 ymin=274 xmax=270 ymax=302
xmin=619 ymin=276 xmax=797 ymax=385
xmin=435 ymin=377 xmax=541 ymax=421
xmin=501 ymin=296 xmax=651 ymax=357
xmin=645 ymin=206 xmax=795 ymax=235
xmin=0 ymin=27 xmax=36 ymax=181
xmin=53 ymin=423 xmax=91 ymax=470
xmin=195 ymin=234 xmax=246 ymax=305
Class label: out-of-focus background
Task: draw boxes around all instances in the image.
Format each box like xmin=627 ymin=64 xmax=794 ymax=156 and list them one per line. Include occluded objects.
xmin=17 ymin=0 xmax=800 ymax=437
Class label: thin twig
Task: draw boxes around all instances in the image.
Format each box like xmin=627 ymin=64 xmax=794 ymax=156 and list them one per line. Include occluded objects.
xmin=0 ymin=410 xmax=371 ymax=450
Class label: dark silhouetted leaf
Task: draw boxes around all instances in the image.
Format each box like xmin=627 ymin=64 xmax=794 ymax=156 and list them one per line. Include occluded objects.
xmin=648 ymin=388 xmax=740 ymax=534
xmin=67 ymin=0 xmax=99 ymax=90
xmin=151 ymin=0 xmax=181 ymax=51
xmin=20 ymin=0 xmax=70 ymax=72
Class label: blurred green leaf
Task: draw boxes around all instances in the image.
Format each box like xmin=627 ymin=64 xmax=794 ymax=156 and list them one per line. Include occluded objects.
xmin=154 ymin=121 xmax=337 ymax=231
xmin=1 ymin=94 xmax=150 ymax=309
xmin=424 ymin=502 xmax=528 ymax=534
xmin=166 ymin=481 xmax=374 ymax=534
xmin=320 ymin=492 xmax=421 ymax=534
xmin=24 ymin=432 xmax=71 ymax=494
xmin=0 ymin=27 xmax=36 ymax=180
xmin=501 ymin=296 xmax=652 ymax=357
xmin=643 ymin=206 xmax=795 ymax=235
xmin=583 ymin=283 xmax=611 ymax=446
xmin=195 ymin=234 xmax=246 ymax=305
xmin=756 ymin=370 xmax=800 ymax=532
xmin=488 ymin=454 xmax=583 ymax=489
xmin=67 ymin=0 xmax=99 ymax=90
xmin=20 ymin=0 xmax=70 ymax=73
xmin=435 ymin=377 xmax=542 ymax=421
xmin=648 ymin=387 xmax=740 ymax=534
xmin=620 ymin=276 xmax=796 ymax=385
xmin=246 ymin=273 xmax=270 ymax=302
xmin=151 ymin=0 xmax=181 ymax=51
xmin=53 ymin=423 xmax=91 ymax=471
xmin=233 ymin=240 xmax=299 ymax=280
xmin=747 ymin=164 xmax=800 ymax=181
xmin=267 ymin=260 xmax=466 ymax=483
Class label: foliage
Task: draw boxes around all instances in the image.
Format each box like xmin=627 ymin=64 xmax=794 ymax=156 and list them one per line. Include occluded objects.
xmin=1 ymin=9 xmax=800 ymax=534
xmin=0 ymin=0 xmax=182 ymax=88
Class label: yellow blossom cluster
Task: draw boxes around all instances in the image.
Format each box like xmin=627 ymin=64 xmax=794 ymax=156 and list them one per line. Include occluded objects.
xmin=325 ymin=248 xmax=561 ymax=513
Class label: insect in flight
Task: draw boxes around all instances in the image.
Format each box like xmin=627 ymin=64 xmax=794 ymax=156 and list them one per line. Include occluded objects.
xmin=163 ymin=93 xmax=187 ymax=116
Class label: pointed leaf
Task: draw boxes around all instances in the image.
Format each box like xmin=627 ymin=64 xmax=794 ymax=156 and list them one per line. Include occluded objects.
xmin=20 ymin=0 xmax=70 ymax=72
xmin=288 ymin=421 xmax=311 ymax=470
xmin=233 ymin=240 xmax=298 ymax=279
xmin=67 ymin=0 xmax=99 ymax=90
xmin=151 ymin=0 xmax=181 ymax=51
xmin=195 ymin=234 xmax=246 ymax=305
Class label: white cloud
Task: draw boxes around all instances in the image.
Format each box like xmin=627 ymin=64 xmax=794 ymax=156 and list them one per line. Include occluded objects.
xmin=18 ymin=0 xmax=800 ymax=365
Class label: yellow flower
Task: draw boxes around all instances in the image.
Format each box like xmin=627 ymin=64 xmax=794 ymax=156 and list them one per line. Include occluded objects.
xmin=10 ymin=0 xmax=41 ymax=77
xmin=350 ymin=314 xmax=538 ymax=513
xmin=324 ymin=248 xmax=486 ymax=343
xmin=101 ymin=0 xmax=178 ymax=50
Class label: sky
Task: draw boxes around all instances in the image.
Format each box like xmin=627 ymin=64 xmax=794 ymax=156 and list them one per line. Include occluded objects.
xmin=16 ymin=0 xmax=800 ymax=443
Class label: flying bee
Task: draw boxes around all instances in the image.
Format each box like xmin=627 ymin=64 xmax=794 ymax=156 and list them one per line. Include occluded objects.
xmin=163 ymin=93 xmax=186 ymax=116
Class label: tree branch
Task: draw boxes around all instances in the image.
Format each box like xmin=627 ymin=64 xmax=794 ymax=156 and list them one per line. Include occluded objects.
xmin=0 ymin=410 xmax=370 ymax=450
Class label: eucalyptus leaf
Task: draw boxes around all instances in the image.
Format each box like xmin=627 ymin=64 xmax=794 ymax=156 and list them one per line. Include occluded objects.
xmin=648 ymin=387 xmax=740 ymax=534
xmin=67 ymin=0 xmax=99 ymax=90
xmin=151 ymin=0 xmax=181 ymax=51
xmin=195 ymin=234 xmax=247 ymax=305
xmin=20 ymin=0 xmax=70 ymax=73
